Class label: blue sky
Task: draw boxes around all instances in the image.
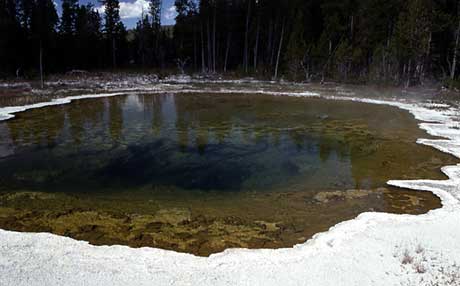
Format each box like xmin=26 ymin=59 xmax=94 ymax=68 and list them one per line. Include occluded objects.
xmin=54 ymin=0 xmax=177 ymax=28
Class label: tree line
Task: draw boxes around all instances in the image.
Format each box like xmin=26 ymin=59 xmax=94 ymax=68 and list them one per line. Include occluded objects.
xmin=1 ymin=0 xmax=460 ymax=86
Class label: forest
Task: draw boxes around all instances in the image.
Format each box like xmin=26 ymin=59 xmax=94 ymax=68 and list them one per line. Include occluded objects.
xmin=1 ymin=0 xmax=460 ymax=86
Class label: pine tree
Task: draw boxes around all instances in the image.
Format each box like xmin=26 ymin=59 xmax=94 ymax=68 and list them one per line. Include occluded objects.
xmin=18 ymin=0 xmax=33 ymax=32
xmin=150 ymin=0 xmax=162 ymax=28
xmin=149 ymin=0 xmax=163 ymax=65
xmin=59 ymin=0 xmax=77 ymax=35
xmin=285 ymin=10 xmax=307 ymax=80
xmin=31 ymin=0 xmax=58 ymax=86
xmin=58 ymin=0 xmax=78 ymax=70
xmin=75 ymin=4 xmax=103 ymax=69
xmin=174 ymin=0 xmax=197 ymax=66
xmin=0 ymin=0 xmax=22 ymax=75
xmin=135 ymin=14 xmax=152 ymax=66
xmin=101 ymin=0 xmax=121 ymax=68
xmin=394 ymin=0 xmax=433 ymax=86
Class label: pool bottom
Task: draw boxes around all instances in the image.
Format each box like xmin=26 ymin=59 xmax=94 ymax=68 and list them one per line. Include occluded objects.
xmin=0 ymin=186 xmax=440 ymax=256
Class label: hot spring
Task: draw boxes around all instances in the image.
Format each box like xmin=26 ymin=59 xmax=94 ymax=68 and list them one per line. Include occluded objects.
xmin=0 ymin=92 xmax=456 ymax=256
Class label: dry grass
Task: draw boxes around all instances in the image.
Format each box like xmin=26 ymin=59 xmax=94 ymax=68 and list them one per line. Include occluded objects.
xmin=402 ymin=249 xmax=414 ymax=265
xmin=399 ymin=244 xmax=460 ymax=286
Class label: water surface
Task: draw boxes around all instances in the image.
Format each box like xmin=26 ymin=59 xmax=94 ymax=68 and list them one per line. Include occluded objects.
xmin=0 ymin=93 xmax=455 ymax=255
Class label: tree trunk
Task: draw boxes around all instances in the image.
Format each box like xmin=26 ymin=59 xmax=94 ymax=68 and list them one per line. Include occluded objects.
xmin=302 ymin=52 xmax=310 ymax=81
xmin=451 ymin=19 xmax=460 ymax=80
xmin=213 ymin=5 xmax=217 ymax=72
xmin=154 ymin=2 xmax=162 ymax=60
xmin=243 ymin=0 xmax=251 ymax=73
xmin=421 ymin=32 xmax=432 ymax=84
xmin=253 ymin=15 xmax=260 ymax=71
xmin=274 ymin=20 xmax=285 ymax=80
xmin=207 ymin=18 xmax=212 ymax=73
xmin=267 ymin=19 xmax=273 ymax=67
xmin=383 ymin=24 xmax=392 ymax=80
xmin=270 ymin=20 xmax=278 ymax=67
xmin=402 ymin=63 xmax=406 ymax=84
xmin=350 ymin=15 xmax=354 ymax=40
xmin=201 ymin=23 xmax=206 ymax=72
xmin=224 ymin=32 xmax=231 ymax=72
xmin=321 ymin=40 xmax=333 ymax=84
xmin=140 ymin=16 xmax=145 ymax=67
xmin=406 ymin=59 xmax=412 ymax=88
xmin=39 ymin=39 xmax=44 ymax=89
xmin=193 ymin=25 xmax=197 ymax=70
xmin=112 ymin=37 xmax=117 ymax=69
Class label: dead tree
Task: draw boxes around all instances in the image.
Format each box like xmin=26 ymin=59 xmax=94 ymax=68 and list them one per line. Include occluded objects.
xmin=176 ymin=58 xmax=190 ymax=74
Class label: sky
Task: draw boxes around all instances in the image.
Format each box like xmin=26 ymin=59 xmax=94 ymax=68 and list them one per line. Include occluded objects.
xmin=54 ymin=0 xmax=177 ymax=28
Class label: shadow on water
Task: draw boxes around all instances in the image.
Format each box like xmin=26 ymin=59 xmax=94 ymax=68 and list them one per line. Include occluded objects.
xmin=99 ymin=139 xmax=264 ymax=191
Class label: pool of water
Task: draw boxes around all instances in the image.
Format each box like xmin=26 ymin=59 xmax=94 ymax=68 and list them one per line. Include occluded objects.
xmin=0 ymin=93 xmax=456 ymax=255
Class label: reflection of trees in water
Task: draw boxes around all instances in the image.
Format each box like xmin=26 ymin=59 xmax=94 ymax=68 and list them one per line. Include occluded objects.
xmin=108 ymin=97 xmax=125 ymax=142
xmin=312 ymin=122 xmax=372 ymax=188
xmin=174 ymin=96 xmax=192 ymax=151
xmin=196 ymin=128 xmax=209 ymax=155
xmin=169 ymin=94 xmax=336 ymax=154
xmin=318 ymin=138 xmax=333 ymax=163
xmin=0 ymin=93 xmax=447 ymax=197
xmin=3 ymin=95 xmax=369 ymax=179
xmin=7 ymin=116 xmax=36 ymax=145
xmin=175 ymin=116 xmax=189 ymax=152
xmin=6 ymin=106 xmax=66 ymax=146
xmin=174 ymin=95 xmax=259 ymax=153
xmin=84 ymin=98 xmax=105 ymax=129
xmin=44 ymin=107 xmax=66 ymax=146
xmin=350 ymin=146 xmax=364 ymax=189
xmin=65 ymin=98 xmax=107 ymax=144
xmin=67 ymin=101 xmax=85 ymax=144
xmin=151 ymin=95 xmax=164 ymax=136
xmin=287 ymin=131 xmax=305 ymax=151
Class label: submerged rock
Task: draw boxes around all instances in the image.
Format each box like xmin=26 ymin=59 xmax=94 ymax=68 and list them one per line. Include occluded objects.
xmin=313 ymin=188 xmax=388 ymax=204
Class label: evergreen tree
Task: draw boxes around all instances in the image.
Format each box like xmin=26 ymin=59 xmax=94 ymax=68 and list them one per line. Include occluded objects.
xmin=150 ymin=0 xmax=162 ymax=28
xmin=134 ymin=14 xmax=153 ymax=66
xmin=58 ymin=0 xmax=78 ymax=70
xmin=101 ymin=0 xmax=121 ymax=68
xmin=18 ymin=0 xmax=33 ymax=32
xmin=75 ymin=4 xmax=103 ymax=69
xmin=150 ymin=0 xmax=163 ymax=65
xmin=394 ymin=0 xmax=433 ymax=86
xmin=174 ymin=0 xmax=197 ymax=66
xmin=1 ymin=0 xmax=460 ymax=84
xmin=59 ymin=0 xmax=77 ymax=35
xmin=31 ymin=0 xmax=58 ymax=86
xmin=285 ymin=9 xmax=307 ymax=80
xmin=0 ymin=0 xmax=22 ymax=75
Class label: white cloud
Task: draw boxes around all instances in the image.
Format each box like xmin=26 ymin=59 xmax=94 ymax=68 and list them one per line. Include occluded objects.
xmin=95 ymin=5 xmax=105 ymax=15
xmin=96 ymin=0 xmax=150 ymax=19
xmin=120 ymin=0 xmax=149 ymax=19
xmin=164 ymin=5 xmax=177 ymax=21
